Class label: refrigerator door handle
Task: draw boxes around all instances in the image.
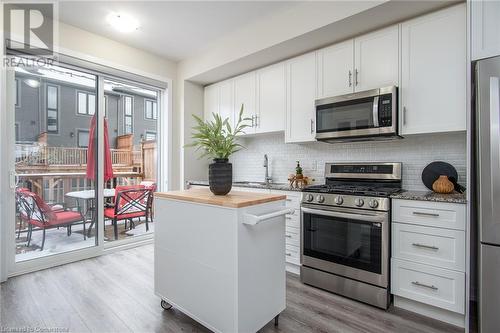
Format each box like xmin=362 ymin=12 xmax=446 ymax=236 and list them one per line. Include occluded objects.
xmin=489 ymin=77 xmax=500 ymax=222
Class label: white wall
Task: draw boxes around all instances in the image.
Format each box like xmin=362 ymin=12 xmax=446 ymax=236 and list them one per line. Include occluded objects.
xmin=229 ymin=132 xmax=467 ymax=192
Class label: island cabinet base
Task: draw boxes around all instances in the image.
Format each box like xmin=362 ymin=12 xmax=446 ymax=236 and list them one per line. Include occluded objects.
xmin=154 ymin=196 xmax=287 ymax=333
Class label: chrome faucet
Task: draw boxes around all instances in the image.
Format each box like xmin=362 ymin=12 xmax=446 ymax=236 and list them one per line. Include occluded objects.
xmin=264 ymin=154 xmax=272 ymax=184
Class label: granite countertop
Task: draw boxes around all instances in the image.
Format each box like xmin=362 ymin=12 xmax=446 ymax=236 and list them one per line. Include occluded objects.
xmin=390 ymin=190 xmax=467 ymax=204
xmin=187 ymin=180 xmax=303 ymax=192
xmin=156 ymin=187 xmax=286 ymax=208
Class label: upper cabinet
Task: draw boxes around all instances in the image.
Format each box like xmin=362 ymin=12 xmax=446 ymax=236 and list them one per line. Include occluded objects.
xmin=472 ymin=0 xmax=500 ymax=61
xmin=400 ymin=4 xmax=466 ymax=135
xmin=354 ymin=25 xmax=399 ymax=92
xmin=317 ymin=40 xmax=354 ymax=98
xmin=203 ymin=84 xmax=219 ymax=122
xmin=286 ymin=52 xmax=317 ymax=143
xmin=233 ymin=72 xmax=257 ymax=134
xmin=256 ymin=62 xmax=286 ymax=134
xmin=218 ymin=80 xmax=235 ymax=128
xmin=316 ymin=26 xmax=399 ymax=99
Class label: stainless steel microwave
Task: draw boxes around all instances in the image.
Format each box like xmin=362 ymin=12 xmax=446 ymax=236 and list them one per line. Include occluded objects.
xmin=315 ymin=86 xmax=398 ymax=142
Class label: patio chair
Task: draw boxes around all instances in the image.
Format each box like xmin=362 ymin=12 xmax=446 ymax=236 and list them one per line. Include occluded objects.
xmin=17 ymin=190 xmax=86 ymax=251
xmin=140 ymin=181 xmax=157 ymax=222
xmin=104 ymin=186 xmax=152 ymax=240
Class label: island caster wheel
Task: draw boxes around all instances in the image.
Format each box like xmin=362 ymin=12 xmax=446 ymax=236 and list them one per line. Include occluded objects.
xmin=161 ymin=300 xmax=172 ymax=310
xmin=274 ymin=314 xmax=279 ymax=326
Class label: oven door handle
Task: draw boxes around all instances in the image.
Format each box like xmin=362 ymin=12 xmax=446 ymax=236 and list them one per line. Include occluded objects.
xmin=301 ymin=207 xmax=386 ymax=224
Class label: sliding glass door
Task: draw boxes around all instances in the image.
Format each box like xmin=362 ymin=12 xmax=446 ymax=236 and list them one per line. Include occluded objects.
xmin=3 ymin=53 xmax=165 ymax=275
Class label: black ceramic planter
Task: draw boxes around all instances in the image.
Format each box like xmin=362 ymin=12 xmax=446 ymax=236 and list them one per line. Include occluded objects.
xmin=209 ymin=158 xmax=232 ymax=195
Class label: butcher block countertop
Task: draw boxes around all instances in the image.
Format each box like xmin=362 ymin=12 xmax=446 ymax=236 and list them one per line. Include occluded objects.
xmin=155 ymin=187 xmax=286 ymax=208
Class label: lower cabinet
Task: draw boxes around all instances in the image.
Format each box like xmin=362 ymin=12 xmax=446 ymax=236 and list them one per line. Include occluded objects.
xmin=391 ymin=199 xmax=466 ymax=327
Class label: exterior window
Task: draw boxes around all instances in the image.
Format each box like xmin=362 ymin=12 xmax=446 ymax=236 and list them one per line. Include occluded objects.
xmin=15 ymin=79 xmax=20 ymax=107
xmin=124 ymin=95 xmax=133 ymax=134
xmin=77 ymin=129 xmax=90 ymax=148
xmin=145 ymin=99 xmax=157 ymax=120
xmin=144 ymin=130 xmax=156 ymax=141
xmin=47 ymin=85 xmax=58 ymax=133
xmin=77 ymin=91 xmax=96 ymax=115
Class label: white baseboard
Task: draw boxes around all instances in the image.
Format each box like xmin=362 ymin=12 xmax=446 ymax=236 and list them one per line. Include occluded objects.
xmin=394 ymin=295 xmax=465 ymax=328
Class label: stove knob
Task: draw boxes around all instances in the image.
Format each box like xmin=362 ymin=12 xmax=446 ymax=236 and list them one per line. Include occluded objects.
xmin=368 ymin=199 xmax=379 ymax=208
xmin=354 ymin=198 xmax=365 ymax=207
xmin=316 ymin=195 xmax=325 ymax=203
xmin=334 ymin=196 xmax=344 ymax=205
xmin=305 ymin=194 xmax=314 ymax=202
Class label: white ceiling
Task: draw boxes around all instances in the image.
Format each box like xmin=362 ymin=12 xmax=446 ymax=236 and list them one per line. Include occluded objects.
xmin=58 ymin=1 xmax=297 ymax=62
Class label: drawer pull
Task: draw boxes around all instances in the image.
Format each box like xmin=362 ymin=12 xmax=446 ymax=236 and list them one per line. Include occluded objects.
xmin=286 ymin=253 xmax=292 ymax=256
xmin=412 ymin=211 xmax=440 ymax=217
xmin=286 ymin=216 xmax=292 ymax=220
xmin=286 ymin=234 xmax=292 ymax=238
xmin=412 ymin=281 xmax=438 ymax=291
xmin=412 ymin=243 xmax=439 ymax=250
xmin=286 ymin=198 xmax=293 ymax=202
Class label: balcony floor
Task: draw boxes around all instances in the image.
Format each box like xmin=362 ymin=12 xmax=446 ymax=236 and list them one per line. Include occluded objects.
xmin=15 ymin=218 xmax=154 ymax=262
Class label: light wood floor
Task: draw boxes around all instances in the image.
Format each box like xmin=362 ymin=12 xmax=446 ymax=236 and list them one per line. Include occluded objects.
xmin=0 ymin=244 xmax=462 ymax=333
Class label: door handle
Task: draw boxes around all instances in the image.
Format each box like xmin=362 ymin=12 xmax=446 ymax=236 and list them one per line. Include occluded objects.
xmin=348 ymin=70 xmax=352 ymax=87
xmin=412 ymin=243 xmax=439 ymax=250
xmin=403 ymin=106 xmax=407 ymax=126
xmin=254 ymin=114 xmax=259 ymax=127
xmin=411 ymin=281 xmax=438 ymax=291
xmin=355 ymin=69 xmax=359 ymax=86
xmin=251 ymin=115 xmax=255 ymax=127
xmin=9 ymin=170 xmax=16 ymax=189
xmin=310 ymin=119 xmax=314 ymax=134
xmin=412 ymin=211 xmax=440 ymax=217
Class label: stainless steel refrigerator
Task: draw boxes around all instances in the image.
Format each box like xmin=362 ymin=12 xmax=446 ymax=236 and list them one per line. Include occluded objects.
xmin=476 ymin=55 xmax=500 ymax=333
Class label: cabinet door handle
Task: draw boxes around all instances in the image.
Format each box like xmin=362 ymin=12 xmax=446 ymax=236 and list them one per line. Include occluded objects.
xmin=286 ymin=216 xmax=292 ymax=220
xmin=403 ymin=106 xmax=407 ymax=125
xmin=254 ymin=114 xmax=259 ymax=127
xmin=251 ymin=115 xmax=255 ymax=127
xmin=412 ymin=211 xmax=440 ymax=217
xmin=286 ymin=234 xmax=292 ymax=238
xmin=348 ymin=70 xmax=352 ymax=87
xmin=412 ymin=243 xmax=439 ymax=250
xmin=412 ymin=281 xmax=438 ymax=291
xmin=286 ymin=198 xmax=292 ymax=202
xmin=310 ymin=119 xmax=314 ymax=134
xmin=355 ymin=69 xmax=359 ymax=86
xmin=286 ymin=253 xmax=292 ymax=256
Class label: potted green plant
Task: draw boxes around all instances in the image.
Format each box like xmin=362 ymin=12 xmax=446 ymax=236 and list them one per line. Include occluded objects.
xmin=187 ymin=105 xmax=251 ymax=195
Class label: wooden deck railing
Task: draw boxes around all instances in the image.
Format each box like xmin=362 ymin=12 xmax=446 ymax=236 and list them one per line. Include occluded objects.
xmin=15 ymin=144 xmax=142 ymax=167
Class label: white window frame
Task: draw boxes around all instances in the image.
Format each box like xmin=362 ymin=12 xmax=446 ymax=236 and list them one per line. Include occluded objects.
xmin=76 ymin=90 xmax=96 ymax=116
xmin=76 ymin=129 xmax=90 ymax=148
xmin=144 ymin=99 xmax=157 ymax=120
xmin=144 ymin=130 xmax=157 ymax=141
xmin=46 ymin=84 xmax=59 ymax=134
xmin=123 ymin=95 xmax=134 ymax=134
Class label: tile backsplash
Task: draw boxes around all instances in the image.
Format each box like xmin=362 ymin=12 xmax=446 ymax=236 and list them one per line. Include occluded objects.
xmin=230 ymin=132 xmax=466 ymax=191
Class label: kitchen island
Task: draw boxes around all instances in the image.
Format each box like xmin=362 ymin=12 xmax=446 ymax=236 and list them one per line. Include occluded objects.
xmin=154 ymin=188 xmax=290 ymax=333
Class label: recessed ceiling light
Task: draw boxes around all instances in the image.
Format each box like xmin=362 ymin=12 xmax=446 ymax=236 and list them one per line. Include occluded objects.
xmin=24 ymin=79 xmax=40 ymax=88
xmin=106 ymin=12 xmax=140 ymax=33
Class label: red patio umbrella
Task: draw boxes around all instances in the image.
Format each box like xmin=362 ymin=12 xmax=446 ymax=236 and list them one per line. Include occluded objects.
xmin=86 ymin=115 xmax=114 ymax=181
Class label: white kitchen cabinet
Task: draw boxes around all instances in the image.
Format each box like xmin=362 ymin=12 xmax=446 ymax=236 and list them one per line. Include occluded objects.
xmin=316 ymin=40 xmax=354 ymax=98
xmin=400 ymin=4 xmax=466 ymax=135
xmin=256 ymin=63 xmax=286 ymax=134
xmin=233 ymin=72 xmax=257 ymax=135
xmin=354 ymin=25 xmax=399 ymax=92
xmin=286 ymin=52 xmax=317 ymax=143
xmin=472 ymin=0 xmax=500 ymax=60
xmin=218 ymin=80 xmax=235 ymax=128
xmin=203 ymin=84 xmax=219 ymax=122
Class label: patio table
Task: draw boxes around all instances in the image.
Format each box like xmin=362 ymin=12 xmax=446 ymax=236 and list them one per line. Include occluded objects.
xmin=65 ymin=189 xmax=116 ymax=237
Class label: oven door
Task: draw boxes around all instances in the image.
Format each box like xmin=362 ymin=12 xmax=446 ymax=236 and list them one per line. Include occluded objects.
xmin=315 ymin=86 xmax=397 ymax=140
xmin=301 ymin=204 xmax=389 ymax=287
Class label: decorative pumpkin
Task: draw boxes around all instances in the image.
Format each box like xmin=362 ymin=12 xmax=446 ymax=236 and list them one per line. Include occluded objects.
xmin=432 ymin=175 xmax=455 ymax=194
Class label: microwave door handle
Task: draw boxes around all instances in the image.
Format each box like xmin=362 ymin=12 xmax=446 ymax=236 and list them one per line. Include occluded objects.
xmin=373 ymin=96 xmax=379 ymax=128
xmin=301 ymin=207 xmax=386 ymax=223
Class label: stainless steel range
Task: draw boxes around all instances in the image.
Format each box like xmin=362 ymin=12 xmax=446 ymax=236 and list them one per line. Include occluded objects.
xmin=300 ymin=162 xmax=402 ymax=309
